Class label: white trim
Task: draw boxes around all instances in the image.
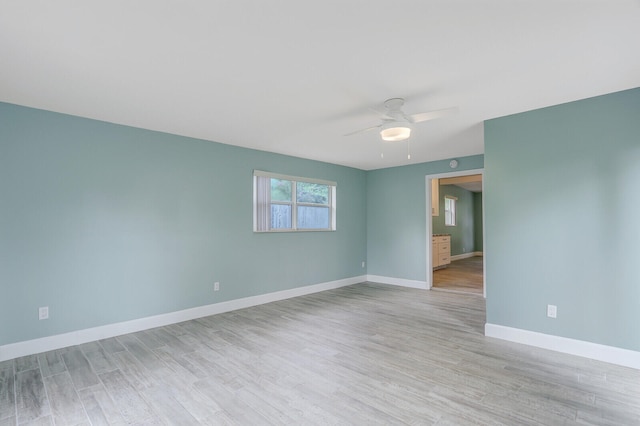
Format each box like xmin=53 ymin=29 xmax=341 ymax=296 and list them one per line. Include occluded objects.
xmin=366 ymin=275 xmax=427 ymax=289
xmin=485 ymin=323 xmax=640 ymax=370
xmin=0 ymin=276 xmax=365 ymax=362
xmin=253 ymin=170 xmax=336 ymax=186
xmin=444 ymin=195 xmax=457 ymax=226
xmin=450 ymin=252 xmax=483 ymax=262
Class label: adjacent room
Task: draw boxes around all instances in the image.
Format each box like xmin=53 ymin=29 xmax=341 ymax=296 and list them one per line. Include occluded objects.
xmin=431 ymin=174 xmax=484 ymax=295
xmin=1 ymin=2 xmax=639 ymax=425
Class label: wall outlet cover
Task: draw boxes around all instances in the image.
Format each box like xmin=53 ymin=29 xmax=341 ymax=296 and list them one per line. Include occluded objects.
xmin=39 ymin=306 xmax=49 ymax=320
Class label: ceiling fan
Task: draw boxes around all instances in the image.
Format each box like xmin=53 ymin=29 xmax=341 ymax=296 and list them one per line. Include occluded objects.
xmin=344 ymin=98 xmax=457 ymax=142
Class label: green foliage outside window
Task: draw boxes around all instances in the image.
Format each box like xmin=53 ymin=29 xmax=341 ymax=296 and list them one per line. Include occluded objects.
xmin=297 ymin=182 xmax=329 ymax=204
xmin=270 ymin=179 xmax=292 ymax=202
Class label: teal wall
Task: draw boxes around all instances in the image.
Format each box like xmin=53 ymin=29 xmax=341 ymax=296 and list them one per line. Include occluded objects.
xmin=484 ymin=87 xmax=640 ymax=351
xmin=0 ymin=102 xmax=367 ymax=346
xmin=432 ymin=184 xmax=476 ymax=256
xmin=366 ymin=156 xmax=484 ymax=281
xmin=473 ymin=192 xmax=483 ymax=252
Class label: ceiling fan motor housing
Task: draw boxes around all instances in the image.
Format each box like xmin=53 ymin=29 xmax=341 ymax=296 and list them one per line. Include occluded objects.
xmin=380 ymin=98 xmax=412 ymax=141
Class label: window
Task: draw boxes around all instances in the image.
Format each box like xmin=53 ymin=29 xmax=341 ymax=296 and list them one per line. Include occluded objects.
xmin=253 ymin=171 xmax=336 ymax=232
xmin=444 ymin=195 xmax=457 ymax=226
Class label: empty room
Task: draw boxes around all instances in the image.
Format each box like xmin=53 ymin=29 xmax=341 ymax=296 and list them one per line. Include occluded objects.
xmin=1 ymin=2 xmax=639 ymax=425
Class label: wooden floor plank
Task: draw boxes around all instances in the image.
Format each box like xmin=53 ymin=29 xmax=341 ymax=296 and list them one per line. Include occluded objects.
xmin=15 ymin=415 xmax=53 ymax=426
xmin=36 ymin=352 xmax=66 ymax=379
xmin=15 ymin=369 xmax=50 ymax=424
xmin=60 ymin=349 xmax=100 ymax=390
xmin=97 ymin=338 xmax=126 ymax=355
xmin=43 ymin=372 xmax=88 ymax=425
xmin=97 ymin=370 xmax=158 ymax=424
xmin=0 ymin=416 xmax=17 ymax=426
xmin=76 ymin=388 xmax=114 ymax=426
xmin=76 ymin=384 xmax=126 ymax=426
xmin=141 ymin=385 xmax=200 ymax=425
xmin=14 ymin=356 xmax=38 ymax=375
xmin=0 ymin=361 xmax=14 ymax=375
xmin=0 ymin=369 xmax=15 ymax=421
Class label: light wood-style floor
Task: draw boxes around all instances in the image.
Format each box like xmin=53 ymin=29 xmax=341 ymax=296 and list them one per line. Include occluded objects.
xmin=1 ymin=283 xmax=638 ymax=425
xmin=433 ymin=256 xmax=484 ymax=294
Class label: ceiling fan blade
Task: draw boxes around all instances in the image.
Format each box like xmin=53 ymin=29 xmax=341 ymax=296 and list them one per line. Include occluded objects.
xmin=368 ymin=106 xmax=393 ymax=120
xmin=367 ymin=107 xmax=396 ymax=120
xmin=343 ymin=124 xmax=381 ymax=137
xmin=409 ymin=107 xmax=458 ymax=123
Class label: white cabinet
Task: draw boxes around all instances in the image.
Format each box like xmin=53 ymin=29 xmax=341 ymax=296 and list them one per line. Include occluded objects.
xmin=432 ymin=235 xmax=451 ymax=269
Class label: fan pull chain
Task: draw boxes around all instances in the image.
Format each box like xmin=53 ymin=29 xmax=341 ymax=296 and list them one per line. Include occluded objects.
xmin=407 ymin=139 xmax=411 ymax=160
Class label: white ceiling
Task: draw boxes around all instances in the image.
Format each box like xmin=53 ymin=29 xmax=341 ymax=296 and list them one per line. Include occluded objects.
xmin=1 ymin=1 xmax=639 ymax=170
xmin=451 ymin=181 xmax=482 ymax=193
xmin=441 ymin=174 xmax=483 ymax=193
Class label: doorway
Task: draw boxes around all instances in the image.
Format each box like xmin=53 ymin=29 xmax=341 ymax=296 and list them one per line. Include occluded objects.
xmin=426 ymin=169 xmax=486 ymax=297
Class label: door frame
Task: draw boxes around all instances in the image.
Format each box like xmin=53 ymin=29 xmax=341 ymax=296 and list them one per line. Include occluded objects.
xmin=426 ymin=168 xmax=486 ymax=298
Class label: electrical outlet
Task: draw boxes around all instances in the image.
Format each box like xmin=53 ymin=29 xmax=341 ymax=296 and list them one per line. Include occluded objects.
xmin=39 ymin=306 xmax=49 ymax=320
xmin=361 ymin=261 xmax=365 ymax=268
xmin=214 ymin=282 xmax=220 ymax=292
xmin=547 ymin=304 xmax=557 ymax=318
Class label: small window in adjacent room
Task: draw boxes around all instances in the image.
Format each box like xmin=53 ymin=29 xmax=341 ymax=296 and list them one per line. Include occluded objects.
xmin=253 ymin=170 xmax=336 ymax=232
xmin=444 ymin=195 xmax=457 ymax=226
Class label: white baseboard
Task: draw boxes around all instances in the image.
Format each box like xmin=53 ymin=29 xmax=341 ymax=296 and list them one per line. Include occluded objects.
xmin=366 ymin=275 xmax=427 ymax=289
xmin=450 ymin=252 xmax=483 ymax=261
xmin=485 ymin=323 xmax=640 ymax=370
xmin=0 ymin=275 xmax=366 ymax=362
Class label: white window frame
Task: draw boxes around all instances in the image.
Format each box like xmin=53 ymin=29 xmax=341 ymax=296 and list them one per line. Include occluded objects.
xmin=444 ymin=195 xmax=457 ymax=226
xmin=253 ymin=170 xmax=337 ymax=232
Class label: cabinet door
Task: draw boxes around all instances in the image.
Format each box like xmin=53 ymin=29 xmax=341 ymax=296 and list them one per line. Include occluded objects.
xmin=438 ymin=241 xmax=449 ymax=254
xmin=438 ymin=253 xmax=450 ymax=266
xmin=431 ymin=179 xmax=439 ymax=216
xmin=432 ymin=240 xmax=439 ymax=267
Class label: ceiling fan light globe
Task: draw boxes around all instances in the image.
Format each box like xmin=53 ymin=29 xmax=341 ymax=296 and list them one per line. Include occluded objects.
xmin=380 ymin=125 xmax=411 ymax=142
